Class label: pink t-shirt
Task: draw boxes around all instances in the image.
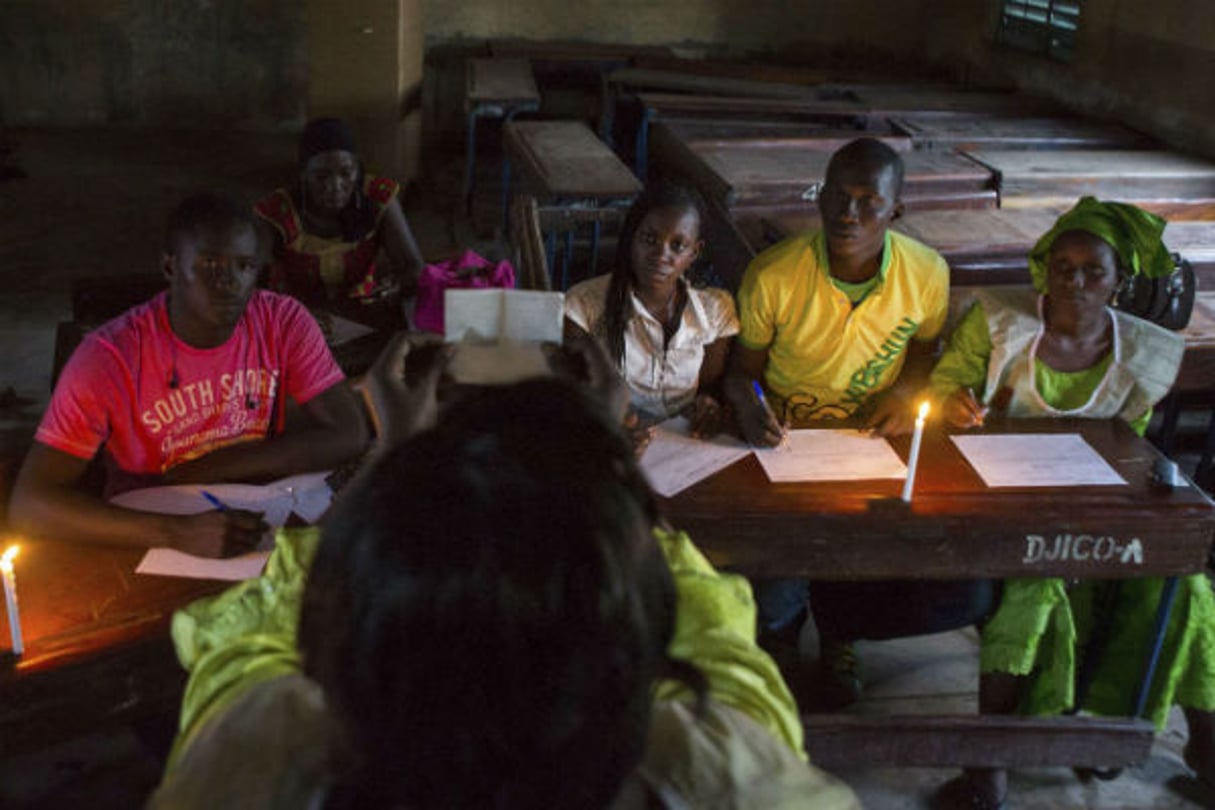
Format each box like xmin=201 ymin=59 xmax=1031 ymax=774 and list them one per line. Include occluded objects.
xmin=37 ymin=290 xmax=345 ymax=479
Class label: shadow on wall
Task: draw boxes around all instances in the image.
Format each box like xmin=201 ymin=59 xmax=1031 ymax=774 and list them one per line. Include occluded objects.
xmin=0 ymin=0 xmax=306 ymax=128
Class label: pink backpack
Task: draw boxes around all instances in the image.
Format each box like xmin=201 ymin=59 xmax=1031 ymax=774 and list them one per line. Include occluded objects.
xmin=413 ymin=250 xmax=516 ymax=334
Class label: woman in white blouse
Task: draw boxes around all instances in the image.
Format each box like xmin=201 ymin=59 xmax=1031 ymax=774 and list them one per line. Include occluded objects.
xmin=564 ymin=182 xmax=739 ymax=439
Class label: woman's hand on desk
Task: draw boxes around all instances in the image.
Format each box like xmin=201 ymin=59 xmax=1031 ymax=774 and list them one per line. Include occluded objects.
xmin=168 ymin=510 xmax=267 ymax=558
xmin=685 ymin=393 xmax=727 ymax=439
xmin=624 ymin=409 xmax=656 ymax=458
xmin=942 ymin=388 xmax=988 ymax=429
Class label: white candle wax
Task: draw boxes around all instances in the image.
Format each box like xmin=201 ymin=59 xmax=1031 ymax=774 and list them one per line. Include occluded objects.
xmin=1 ymin=547 xmax=22 ymax=657
xmin=901 ymin=403 xmax=930 ymax=503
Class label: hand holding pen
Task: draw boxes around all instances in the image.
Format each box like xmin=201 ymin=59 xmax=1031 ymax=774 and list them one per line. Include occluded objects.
xmin=187 ymin=490 xmax=268 ymax=558
xmin=943 ymin=387 xmax=989 ymax=429
xmin=749 ymin=380 xmax=790 ymax=450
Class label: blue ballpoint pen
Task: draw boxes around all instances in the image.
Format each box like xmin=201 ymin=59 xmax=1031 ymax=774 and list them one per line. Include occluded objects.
xmin=750 ymin=380 xmax=790 ymax=451
xmin=200 ymin=490 xmax=229 ymax=512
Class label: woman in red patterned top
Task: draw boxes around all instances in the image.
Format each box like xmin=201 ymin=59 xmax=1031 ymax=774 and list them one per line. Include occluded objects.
xmin=256 ymin=118 xmax=424 ymax=312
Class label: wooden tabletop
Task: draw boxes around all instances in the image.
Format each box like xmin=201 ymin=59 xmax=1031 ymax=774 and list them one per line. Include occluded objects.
xmin=662 ymin=417 xmax=1215 ymax=580
xmin=662 ymin=118 xmax=911 ymax=153
xmin=652 ymin=124 xmax=995 ymax=208
xmin=891 ymin=115 xmax=1152 ymax=151
xmin=843 ymin=86 xmax=1065 ymax=118
xmin=636 ymin=91 xmax=870 ymax=125
xmin=964 ymin=149 xmax=1215 ymax=218
xmin=608 ymin=67 xmax=823 ymax=100
xmin=0 ymin=540 xmax=228 ymax=754
xmin=503 ymin=120 xmax=642 ymax=199
xmin=466 ymin=58 xmax=541 ymax=107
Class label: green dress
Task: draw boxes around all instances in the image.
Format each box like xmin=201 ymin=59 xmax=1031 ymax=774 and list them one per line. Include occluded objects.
xmin=931 ymin=302 xmax=1215 ymax=727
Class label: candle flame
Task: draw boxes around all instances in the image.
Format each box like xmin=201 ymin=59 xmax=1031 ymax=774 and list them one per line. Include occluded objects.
xmin=917 ymin=401 xmax=931 ymax=420
xmin=0 ymin=545 xmax=16 ymax=574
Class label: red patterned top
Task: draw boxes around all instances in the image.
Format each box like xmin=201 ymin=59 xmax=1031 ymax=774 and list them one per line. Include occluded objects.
xmin=255 ymin=174 xmax=399 ymax=303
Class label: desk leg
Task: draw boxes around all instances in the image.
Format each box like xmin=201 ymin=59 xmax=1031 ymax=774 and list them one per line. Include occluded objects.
xmin=635 ymin=109 xmax=653 ymax=178
xmin=463 ymin=108 xmax=481 ymax=217
xmin=1197 ymin=412 xmax=1215 ymax=485
xmin=501 ymin=155 xmax=513 ymax=236
xmin=563 ymin=229 xmax=575 ymax=290
xmin=590 ymin=219 xmax=602 ymax=278
xmin=546 ymin=230 xmax=558 ymax=290
xmin=1155 ymin=393 xmax=1181 ymax=457
xmin=1133 ymin=576 xmax=1180 ymax=718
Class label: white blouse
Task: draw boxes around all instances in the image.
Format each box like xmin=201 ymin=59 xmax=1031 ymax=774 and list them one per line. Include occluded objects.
xmin=565 ymin=274 xmax=740 ymax=418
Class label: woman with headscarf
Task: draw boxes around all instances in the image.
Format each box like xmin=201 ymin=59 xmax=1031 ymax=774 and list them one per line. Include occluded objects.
xmin=927 ymin=197 xmax=1215 ymax=809
xmin=255 ymin=117 xmax=425 ymax=313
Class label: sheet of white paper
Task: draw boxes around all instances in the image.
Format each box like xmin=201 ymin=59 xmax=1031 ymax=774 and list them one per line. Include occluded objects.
xmin=136 ymin=548 xmax=270 ymax=582
xmin=753 ymin=429 xmax=908 ymax=482
xmin=443 ymin=289 xmax=564 ymax=343
xmin=951 ymin=433 xmax=1127 ymax=488
xmin=499 ymin=290 xmax=564 ymax=343
xmin=114 ymin=472 xmax=334 ymax=580
xmin=444 ymin=288 xmax=505 ymax=342
xmin=639 ymin=417 xmax=751 ymax=497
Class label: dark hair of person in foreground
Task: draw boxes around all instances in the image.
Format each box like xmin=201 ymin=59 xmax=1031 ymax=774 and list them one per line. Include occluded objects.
xmin=298 ymin=378 xmax=705 ymax=808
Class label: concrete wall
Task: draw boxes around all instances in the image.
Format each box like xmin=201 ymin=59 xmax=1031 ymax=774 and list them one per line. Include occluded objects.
xmin=2 ymin=0 xmax=940 ymax=130
xmin=426 ymin=0 xmax=931 ymax=62
xmin=0 ymin=0 xmax=306 ymax=127
xmin=924 ymin=0 xmax=1215 ymax=158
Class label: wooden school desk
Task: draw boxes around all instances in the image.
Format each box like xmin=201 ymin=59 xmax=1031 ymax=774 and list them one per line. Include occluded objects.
xmin=0 ymin=541 xmax=227 ymax=756
xmin=4 ymin=420 xmax=1210 ymax=769
xmin=462 ymin=57 xmax=541 ymax=217
xmin=963 ymin=149 xmax=1215 ymax=221
xmin=502 ymin=120 xmax=641 ymax=288
xmin=659 ymin=416 xmax=1215 ymax=768
xmin=662 ymin=417 xmax=1212 ymax=580
xmin=890 ymin=114 xmax=1152 ymax=152
xmin=651 ymin=124 xmax=997 ymax=211
xmin=630 ymin=92 xmax=873 ymax=176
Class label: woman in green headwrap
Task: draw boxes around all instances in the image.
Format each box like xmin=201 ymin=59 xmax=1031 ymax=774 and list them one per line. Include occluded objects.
xmin=927 ymin=197 xmax=1215 ymax=809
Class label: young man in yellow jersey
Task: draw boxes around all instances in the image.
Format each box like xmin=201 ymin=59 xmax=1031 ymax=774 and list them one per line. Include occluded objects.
xmin=726 ymin=138 xmax=994 ymax=708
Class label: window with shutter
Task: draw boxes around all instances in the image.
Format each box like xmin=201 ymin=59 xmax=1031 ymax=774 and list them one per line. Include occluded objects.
xmin=996 ymin=0 xmax=1082 ymax=61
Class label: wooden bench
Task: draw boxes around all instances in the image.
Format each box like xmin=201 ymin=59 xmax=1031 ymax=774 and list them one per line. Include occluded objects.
xmin=803 ymin=714 xmax=1154 ymax=770
xmin=502 ymin=120 xmax=641 ymax=289
xmin=463 ymin=57 xmax=541 ymax=218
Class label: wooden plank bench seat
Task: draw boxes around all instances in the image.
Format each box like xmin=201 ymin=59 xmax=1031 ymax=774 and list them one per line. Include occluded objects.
xmin=803 ymin=714 xmax=1155 ymax=770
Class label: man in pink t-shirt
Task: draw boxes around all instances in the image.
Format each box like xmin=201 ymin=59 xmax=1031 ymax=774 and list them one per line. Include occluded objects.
xmin=11 ymin=193 xmax=369 ymax=558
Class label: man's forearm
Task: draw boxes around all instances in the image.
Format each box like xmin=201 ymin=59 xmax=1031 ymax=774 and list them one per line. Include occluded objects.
xmin=164 ymin=426 xmax=367 ymax=486
xmin=9 ymin=484 xmax=181 ymax=548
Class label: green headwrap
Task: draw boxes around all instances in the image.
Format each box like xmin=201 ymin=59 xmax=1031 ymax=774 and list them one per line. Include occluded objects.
xmin=1027 ymin=197 xmax=1173 ymax=292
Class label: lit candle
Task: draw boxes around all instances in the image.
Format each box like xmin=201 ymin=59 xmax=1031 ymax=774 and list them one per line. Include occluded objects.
xmin=1 ymin=545 xmax=22 ymax=656
xmin=901 ymin=402 xmax=931 ymax=503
